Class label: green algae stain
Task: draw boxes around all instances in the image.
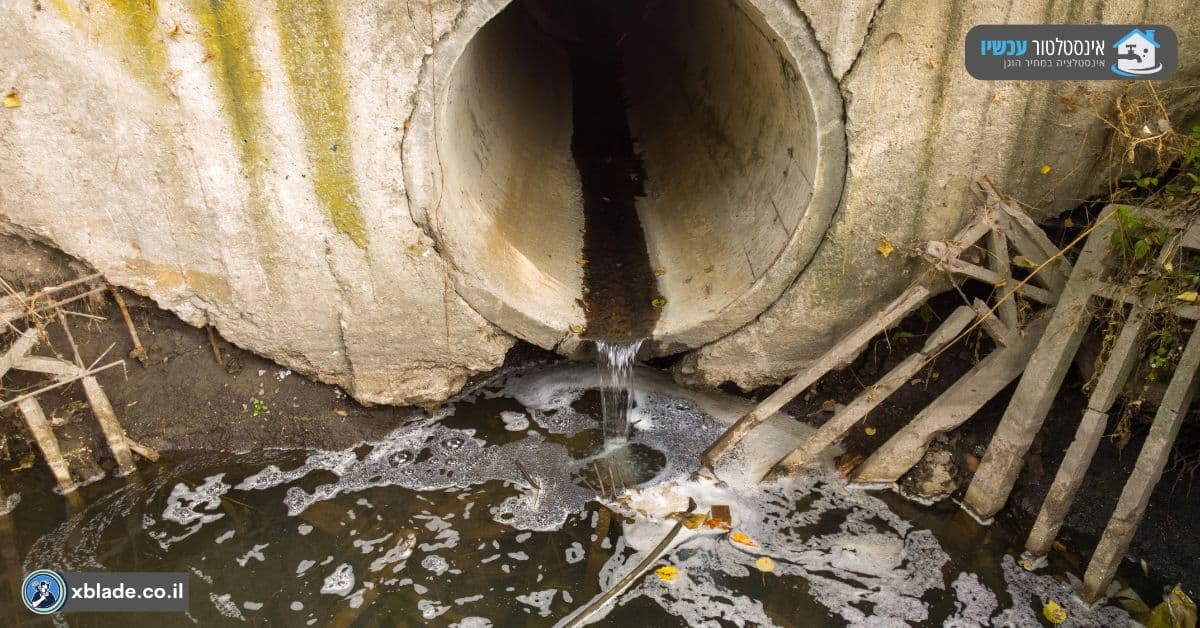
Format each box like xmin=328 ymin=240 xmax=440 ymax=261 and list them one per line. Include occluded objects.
xmin=275 ymin=0 xmax=369 ymax=248
xmin=50 ymin=1 xmax=168 ymax=90
xmin=191 ymin=0 xmax=271 ymax=208
xmin=106 ymin=0 xmax=169 ymax=84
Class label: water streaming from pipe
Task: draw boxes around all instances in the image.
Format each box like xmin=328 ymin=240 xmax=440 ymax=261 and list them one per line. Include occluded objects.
xmin=595 ymin=339 xmax=645 ymax=442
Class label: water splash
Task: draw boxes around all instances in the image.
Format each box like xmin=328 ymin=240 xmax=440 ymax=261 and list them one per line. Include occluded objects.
xmin=595 ymin=339 xmax=644 ymax=441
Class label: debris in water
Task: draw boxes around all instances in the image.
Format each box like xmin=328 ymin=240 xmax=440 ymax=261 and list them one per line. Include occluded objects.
xmin=654 ymin=565 xmax=679 ymax=582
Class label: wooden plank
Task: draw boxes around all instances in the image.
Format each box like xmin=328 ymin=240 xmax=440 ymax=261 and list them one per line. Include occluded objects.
xmin=81 ymin=376 xmax=136 ymax=474
xmin=13 ymin=356 xmax=84 ymax=379
xmin=699 ymin=284 xmax=932 ymax=467
xmin=1024 ymin=409 xmax=1108 ymax=558
xmin=923 ymin=244 xmax=1056 ymax=304
xmin=767 ymin=306 xmax=975 ymax=478
xmin=0 ymin=329 xmax=39 ymax=379
xmin=961 ymin=214 xmax=1116 ymax=520
xmin=851 ymin=311 xmax=1049 ymax=485
xmin=970 ymin=299 xmax=1015 ymax=347
xmin=1081 ymin=324 xmax=1200 ymax=601
xmin=987 ymin=226 xmax=1019 ymax=329
xmin=16 ymin=398 xmax=76 ymax=492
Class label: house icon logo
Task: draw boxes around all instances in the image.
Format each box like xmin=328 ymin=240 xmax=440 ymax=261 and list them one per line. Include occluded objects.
xmin=1112 ymin=28 xmax=1163 ymax=76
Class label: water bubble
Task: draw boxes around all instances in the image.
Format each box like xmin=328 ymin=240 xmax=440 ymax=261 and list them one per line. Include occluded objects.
xmin=389 ymin=450 xmax=414 ymax=466
xmin=443 ymin=437 xmax=465 ymax=450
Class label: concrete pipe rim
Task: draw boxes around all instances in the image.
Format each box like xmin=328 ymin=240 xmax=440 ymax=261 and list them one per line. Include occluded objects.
xmin=401 ymin=0 xmax=846 ymax=357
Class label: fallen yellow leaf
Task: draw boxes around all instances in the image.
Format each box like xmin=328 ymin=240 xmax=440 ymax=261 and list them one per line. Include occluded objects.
xmin=651 ymin=297 xmax=667 ymax=308
xmin=682 ymin=513 xmax=709 ymax=530
xmin=755 ymin=556 xmax=775 ymax=573
xmin=1063 ymin=217 xmax=1075 ymax=228
xmin=568 ymin=323 xmax=584 ymax=334
xmin=1177 ymin=292 xmax=1199 ymax=304
xmin=865 ymin=426 xmax=877 ymax=436
xmin=655 ymin=565 xmax=679 ymax=582
xmin=1043 ymin=599 xmax=1068 ymax=624
xmin=3 ymin=90 xmax=20 ymax=108
xmin=575 ymin=257 xmax=588 ymax=266
xmin=654 ymin=266 xmax=667 ymax=276
xmin=876 ymin=240 xmax=895 ymax=258
xmin=1040 ymin=164 xmax=1052 ymax=175
xmin=1013 ymin=255 xmax=1038 ymax=269
xmin=730 ymin=531 xmax=757 ymax=547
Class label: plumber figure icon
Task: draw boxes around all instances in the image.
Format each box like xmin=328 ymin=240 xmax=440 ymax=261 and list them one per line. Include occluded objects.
xmin=1112 ymin=28 xmax=1162 ymax=76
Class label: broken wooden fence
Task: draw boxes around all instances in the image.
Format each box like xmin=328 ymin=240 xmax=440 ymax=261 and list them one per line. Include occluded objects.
xmin=1 ymin=276 xmax=157 ymax=500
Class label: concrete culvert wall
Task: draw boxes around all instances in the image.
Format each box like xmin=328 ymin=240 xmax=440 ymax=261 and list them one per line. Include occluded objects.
xmin=406 ymin=0 xmax=846 ymax=354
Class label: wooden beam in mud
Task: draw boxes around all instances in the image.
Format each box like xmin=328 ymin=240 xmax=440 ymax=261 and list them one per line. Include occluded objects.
xmin=1081 ymin=322 xmax=1200 ymax=601
xmin=16 ymin=397 xmax=76 ymax=493
xmin=765 ymin=305 xmax=975 ymax=479
xmin=699 ymin=284 xmax=932 ymax=468
xmin=850 ymin=311 xmax=1050 ymax=486
xmin=81 ymin=376 xmax=137 ymax=475
xmin=961 ymin=211 xmax=1116 ymax=521
xmin=1024 ymin=292 xmax=1154 ymax=559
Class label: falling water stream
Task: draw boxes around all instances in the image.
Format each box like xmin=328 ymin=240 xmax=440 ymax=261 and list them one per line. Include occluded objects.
xmin=595 ymin=340 xmax=644 ymax=442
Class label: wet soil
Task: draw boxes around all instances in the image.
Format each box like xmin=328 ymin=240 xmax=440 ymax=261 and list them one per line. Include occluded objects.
xmin=566 ymin=1 xmax=662 ymax=342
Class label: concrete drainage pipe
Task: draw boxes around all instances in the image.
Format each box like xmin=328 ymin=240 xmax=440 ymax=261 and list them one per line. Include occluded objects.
xmin=403 ymin=0 xmax=845 ymax=355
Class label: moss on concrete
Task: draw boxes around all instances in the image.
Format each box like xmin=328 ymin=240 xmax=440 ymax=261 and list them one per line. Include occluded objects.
xmin=191 ymin=0 xmax=276 ymax=229
xmin=275 ymin=0 xmax=369 ymax=248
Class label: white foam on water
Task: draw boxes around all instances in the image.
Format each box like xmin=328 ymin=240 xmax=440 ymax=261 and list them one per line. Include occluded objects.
xmin=500 ymin=411 xmax=531 ymax=432
xmin=451 ymin=618 xmax=493 ymax=628
xmin=517 ymin=588 xmax=558 ymax=617
xmin=421 ymin=555 xmax=449 ymax=576
xmin=210 ymin=593 xmax=244 ymax=620
xmin=162 ymin=474 xmax=230 ymax=525
xmin=214 ymin=530 xmax=234 ymax=544
xmin=235 ymin=543 xmax=268 ymax=567
xmin=243 ymin=601 xmax=263 ymax=611
xmin=320 ymin=563 xmax=355 ymax=596
xmin=418 ymin=599 xmax=450 ymax=619
xmin=565 ymin=542 xmax=585 ymax=564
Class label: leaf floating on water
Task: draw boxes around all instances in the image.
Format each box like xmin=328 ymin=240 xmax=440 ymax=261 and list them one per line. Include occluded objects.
xmin=730 ymin=531 xmax=757 ymax=547
xmin=1043 ymin=599 xmax=1068 ymax=624
xmin=876 ymin=240 xmax=895 ymax=258
xmin=755 ymin=556 xmax=775 ymax=573
xmin=651 ymin=297 xmax=667 ymax=308
xmin=3 ymin=89 xmax=20 ymax=109
xmin=654 ymin=565 xmax=679 ymax=582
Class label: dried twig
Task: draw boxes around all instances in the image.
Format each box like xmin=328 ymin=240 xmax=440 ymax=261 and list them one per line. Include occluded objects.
xmin=205 ymin=326 xmax=223 ymax=365
xmin=109 ymin=287 xmax=147 ymax=365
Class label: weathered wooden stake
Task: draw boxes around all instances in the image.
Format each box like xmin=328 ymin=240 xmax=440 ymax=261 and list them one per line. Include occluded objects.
xmin=700 ymin=284 xmax=931 ymax=468
xmin=16 ymin=397 xmax=76 ymax=492
xmin=81 ymin=376 xmax=136 ymax=474
xmin=1024 ymin=305 xmax=1150 ymax=558
xmin=851 ymin=312 xmax=1049 ymax=485
xmin=962 ymin=213 xmax=1116 ymax=520
xmin=766 ymin=305 xmax=975 ymax=478
xmin=1081 ymin=322 xmax=1200 ymax=601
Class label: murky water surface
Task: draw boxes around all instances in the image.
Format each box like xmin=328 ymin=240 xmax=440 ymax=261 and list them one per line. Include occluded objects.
xmin=0 ymin=364 xmax=1148 ymax=626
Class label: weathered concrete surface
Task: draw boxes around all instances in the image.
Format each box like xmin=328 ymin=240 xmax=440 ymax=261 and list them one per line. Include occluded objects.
xmin=2 ymin=0 xmax=1199 ymax=404
xmin=678 ymin=0 xmax=1200 ymax=390
xmin=0 ymin=0 xmax=514 ymax=406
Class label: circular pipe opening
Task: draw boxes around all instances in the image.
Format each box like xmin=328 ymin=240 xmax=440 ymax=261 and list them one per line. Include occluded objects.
xmin=404 ymin=0 xmax=845 ymax=354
